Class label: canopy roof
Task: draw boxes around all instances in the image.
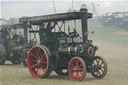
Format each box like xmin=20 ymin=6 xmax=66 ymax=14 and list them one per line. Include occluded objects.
xmin=0 ymin=24 xmax=25 ymax=29
xmin=19 ymin=12 xmax=92 ymax=24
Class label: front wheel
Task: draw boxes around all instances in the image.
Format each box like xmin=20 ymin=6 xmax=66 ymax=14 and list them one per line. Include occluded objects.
xmin=91 ymin=56 xmax=107 ymax=79
xmin=68 ymin=57 xmax=86 ymax=81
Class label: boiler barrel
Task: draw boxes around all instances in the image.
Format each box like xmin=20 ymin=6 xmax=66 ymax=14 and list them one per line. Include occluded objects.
xmin=59 ymin=46 xmax=81 ymax=54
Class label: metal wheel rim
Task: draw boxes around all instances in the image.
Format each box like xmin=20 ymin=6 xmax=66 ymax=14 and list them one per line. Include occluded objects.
xmin=68 ymin=57 xmax=86 ymax=81
xmin=91 ymin=56 xmax=107 ymax=79
xmin=27 ymin=46 xmax=49 ymax=78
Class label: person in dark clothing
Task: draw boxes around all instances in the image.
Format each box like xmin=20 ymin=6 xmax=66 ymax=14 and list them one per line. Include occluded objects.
xmin=1 ymin=29 xmax=9 ymax=41
xmin=1 ymin=28 xmax=9 ymax=52
xmin=39 ymin=22 xmax=57 ymax=46
xmin=47 ymin=22 xmax=56 ymax=32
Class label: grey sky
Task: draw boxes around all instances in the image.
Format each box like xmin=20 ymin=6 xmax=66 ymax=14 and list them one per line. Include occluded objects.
xmin=0 ymin=0 xmax=128 ymax=19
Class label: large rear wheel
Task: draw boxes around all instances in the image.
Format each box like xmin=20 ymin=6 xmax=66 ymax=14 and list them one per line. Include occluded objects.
xmin=68 ymin=57 xmax=86 ymax=81
xmin=91 ymin=56 xmax=107 ymax=79
xmin=27 ymin=46 xmax=51 ymax=78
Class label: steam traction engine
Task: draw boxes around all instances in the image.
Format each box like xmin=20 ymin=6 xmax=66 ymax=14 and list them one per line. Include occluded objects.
xmin=0 ymin=24 xmax=31 ymax=65
xmin=19 ymin=6 xmax=107 ymax=81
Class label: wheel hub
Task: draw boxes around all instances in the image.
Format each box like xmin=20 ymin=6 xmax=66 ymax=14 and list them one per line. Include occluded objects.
xmin=37 ymin=60 xmax=41 ymax=64
xmin=98 ymin=65 xmax=101 ymax=69
xmin=76 ymin=66 xmax=80 ymax=72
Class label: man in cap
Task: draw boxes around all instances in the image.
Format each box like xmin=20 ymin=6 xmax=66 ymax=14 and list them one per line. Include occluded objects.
xmin=39 ymin=22 xmax=57 ymax=46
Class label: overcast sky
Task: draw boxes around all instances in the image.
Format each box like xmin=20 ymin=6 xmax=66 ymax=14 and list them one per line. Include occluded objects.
xmin=0 ymin=0 xmax=128 ymax=19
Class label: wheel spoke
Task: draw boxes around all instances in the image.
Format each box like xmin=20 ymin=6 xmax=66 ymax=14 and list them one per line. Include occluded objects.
xmin=42 ymin=65 xmax=46 ymax=72
xmin=31 ymin=64 xmax=38 ymax=68
xmin=97 ymin=59 xmax=100 ymax=64
xmin=76 ymin=60 xmax=79 ymax=66
xmin=100 ymin=68 xmax=104 ymax=72
xmin=43 ymin=61 xmax=47 ymax=64
xmin=80 ymin=68 xmax=83 ymax=71
xmin=32 ymin=59 xmax=37 ymax=63
xmin=79 ymin=63 xmax=83 ymax=68
xmin=41 ymin=53 xmax=45 ymax=60
xmin=38 ymin=66 xmax=42 ymax=74
xmin=76 ymin=72 xmax=79 ymax=77
xmin=36 ymin=65 xmax=40 ymax=73
xmin=101 ymin=66 xmax=105 ymax=68
xmin=40 ymin=65 xmax=43 ymax=69
xmin=98 ymin=71 xmax=101 ymax=76
xmin=96 ymin=72 xmax=98 ymax=75
xmin=37 ymin=64 xmax=40 ymax=69
xmin=38 ymin=48 xmax=42 ymax=57
xmin=31 ymin=53 xmax=38 ymax=59
xmin=71 ymin=68 xmax=75 ymax=71
xmin=43 ymin=64 xmax=47 ymax=69
xmin=80 ymin=71 xmax=83 ymax=75
xmin=74 ymin=60 xmax=77 ymax=66
xmin=100 ymin=62 xmax=103 ymax=66
xmin=39 ymin=65 xmax=44 ymax=72
xmin=96 ymin=59 xmax=98 ymax=63
xmin=71 ymin=63 xmax=75 ymax=68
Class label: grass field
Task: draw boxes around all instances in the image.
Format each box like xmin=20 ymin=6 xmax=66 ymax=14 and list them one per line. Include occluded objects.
xmin=0 ymin=22 xmax=128 ymax=85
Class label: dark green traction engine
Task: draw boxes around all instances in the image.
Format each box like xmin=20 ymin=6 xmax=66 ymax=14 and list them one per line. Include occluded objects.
xmin=19 ymin=7 xmax=107 ymax=81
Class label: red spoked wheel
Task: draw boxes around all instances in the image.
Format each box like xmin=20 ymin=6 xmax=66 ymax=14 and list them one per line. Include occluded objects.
xmin=27 ymin=46 xmax=51 ymax=78
xmin=55 ymin=69 xmax=68 ymax=76
xmin=91 ymin=56 xmax=107 ymax=79
xmin=68 ymin=57 xmax=86 ymax=81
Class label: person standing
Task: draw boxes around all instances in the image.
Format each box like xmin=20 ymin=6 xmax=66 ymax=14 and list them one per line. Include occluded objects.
xmin=1 ymin=28 xmax=9 ymax=52
xmin=39 ymin=22 xmax=56 ymax=46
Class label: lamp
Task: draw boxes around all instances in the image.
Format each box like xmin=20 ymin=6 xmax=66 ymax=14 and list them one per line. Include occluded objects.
xmin=80 ymin=4 xmax=88 ymax=12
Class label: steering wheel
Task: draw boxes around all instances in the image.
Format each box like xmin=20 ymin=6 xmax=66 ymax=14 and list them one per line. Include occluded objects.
xmin=69 ymin=29 xmax=78 ymax=37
